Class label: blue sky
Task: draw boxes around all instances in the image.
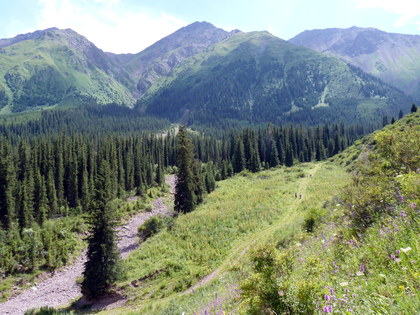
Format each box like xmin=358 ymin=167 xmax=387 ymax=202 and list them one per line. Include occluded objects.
xmin=1 ymin=0 xmax=419 ymax=53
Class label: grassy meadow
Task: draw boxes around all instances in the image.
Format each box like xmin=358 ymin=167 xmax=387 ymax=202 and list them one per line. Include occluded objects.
xmin=101 ymin=161 xmax=349 ymax=314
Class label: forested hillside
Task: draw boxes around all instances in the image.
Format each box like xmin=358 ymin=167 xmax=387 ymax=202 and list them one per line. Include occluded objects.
xmin=0 ymin=28 xmax=134 ymax=114
xmin=139 ymin=31 xmax=409 ymax=125
xmin=290 ymin=27 xmax=420 ymax=100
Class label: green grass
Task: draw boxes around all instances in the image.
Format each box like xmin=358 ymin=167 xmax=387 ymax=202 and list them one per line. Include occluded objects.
xmin=99 ymin=161 xmax=349 ymax=314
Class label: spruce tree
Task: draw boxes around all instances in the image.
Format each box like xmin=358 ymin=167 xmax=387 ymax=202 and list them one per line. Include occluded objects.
xmin=174 ymin=126 xmax=196 ymax=213
xmin=82 ymin=160 xmax=123 ymax=299
xmin=233 ymin=138 xmax=246 ymax=173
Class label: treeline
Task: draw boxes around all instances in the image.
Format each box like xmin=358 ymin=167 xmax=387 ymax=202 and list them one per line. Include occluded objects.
xmin=0 ymin=104 xmax=170 ymax=137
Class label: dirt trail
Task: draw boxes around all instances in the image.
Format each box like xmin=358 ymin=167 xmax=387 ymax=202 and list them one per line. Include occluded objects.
xmin=181 ymin=164 xmax=322 ymax=296
xmin=0 ymin=175 xmax=176 ymax=315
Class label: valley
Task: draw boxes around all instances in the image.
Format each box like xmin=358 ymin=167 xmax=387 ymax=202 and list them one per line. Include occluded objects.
xmin=0 ymin=13 xmax=418 ymax=315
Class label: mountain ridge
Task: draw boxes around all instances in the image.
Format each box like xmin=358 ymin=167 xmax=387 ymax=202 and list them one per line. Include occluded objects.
xmin=289 ymin=26 xmax=420 ymax=99
xmin=138 ymin=30 xmax=409 ymax=125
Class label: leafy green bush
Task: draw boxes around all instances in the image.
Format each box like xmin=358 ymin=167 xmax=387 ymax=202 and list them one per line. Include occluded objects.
xmin=137 ymin=216 xmax=174 ymax=241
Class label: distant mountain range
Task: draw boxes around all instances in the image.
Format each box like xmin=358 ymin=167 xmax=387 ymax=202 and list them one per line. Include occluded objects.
xmin=138 ymin=30 xmax=408 ymax=125
xmin=289 ymin=26 xmax=420 ymax=100
xmin=0 ymin=23 xmax=415 ymax=124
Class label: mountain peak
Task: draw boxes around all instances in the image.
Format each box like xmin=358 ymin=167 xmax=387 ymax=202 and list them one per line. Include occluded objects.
xmin=0 ymin=27 xmax=60 ymax=48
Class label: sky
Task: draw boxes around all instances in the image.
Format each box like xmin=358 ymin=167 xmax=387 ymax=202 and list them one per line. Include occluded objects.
xmin=0 ymin=0 xmax=419 ymax=54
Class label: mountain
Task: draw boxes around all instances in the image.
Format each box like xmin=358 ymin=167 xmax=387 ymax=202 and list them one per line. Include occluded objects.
xmin=0 ymin=28 xmax=135 ymax=113
xmin=109 ymin=21 xmax=238 ymax=97
xmin=289 ymin=27 xmax=420 ymax=100
xmin=138 ymin=31 xmax=409 ymax=125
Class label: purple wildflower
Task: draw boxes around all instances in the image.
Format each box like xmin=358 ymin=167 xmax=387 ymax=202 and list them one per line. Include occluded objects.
xmin=409 ymin=202 xmax=417 ymax=209
xmin=396 ymin=250 xmax=400 ymax=255
xmin=325 ymin=294 xmax=331 ymax=301
xmin=360 ymin=264 xmax=366 ymax=272
xmin=400 ymin=210 xmax=407 ymax=218
xmin=391 ymin=254 xmax=396 ymax=259
xmin=323 ymin=305 xmax=333 ymax=313
xmin=329 ymin=288 xmax=335 ymax=295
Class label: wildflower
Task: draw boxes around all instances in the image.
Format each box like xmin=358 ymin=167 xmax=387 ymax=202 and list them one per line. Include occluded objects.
xmin=390 ymin=254 xmax=396 ymax=260
xmin=360 ymin=264 xmax=365 ymax=272
xmin=408 ymin=202 xmax=417 ymax=209
xmin=379 ymin=274 xmax=386 ymax=277
xmin=396 ymin=250 xmax=400 ymax=255
xmin=400 ymin=210 xmax=407 ymax=218
xmin=340 ymin=282 xmax=349 ymax=287
xmin=323 ymin=305 xmax=333 ymax=313
xmin=395 ymin=258 xmax=401 ymax=263
xmin=278 ymin=290 xmax=284 ymax=297
xmin=356 ymin=271 xmax=364 ymax=276
xmin=324 ymin=294 xmax=331 ymax=301
xmin=329 ymin=288 xmax=335 ymax=295
xmin=401 ymin=247 xmax=412 ymax=253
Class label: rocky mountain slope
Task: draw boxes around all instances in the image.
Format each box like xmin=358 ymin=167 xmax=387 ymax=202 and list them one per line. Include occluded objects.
xmin=289 ymin=27 xmax=420 ymax=100
xmin=138 ymin=30 xmax=409 ymax=125
xmin=0 ymin=28 xmax=135 ymax=113
xmin=109 ymin=21 xmax=238 ymax=97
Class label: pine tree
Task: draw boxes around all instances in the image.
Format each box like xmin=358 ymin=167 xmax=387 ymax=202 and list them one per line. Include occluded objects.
xmin=82 ymin=160 xmax=123 ymax=299
xmin=285 ymin=143 xmax=294 ymax=167
xmin=0 ymin=140 xmax=16 ymax=229
xmin=174 ymin=126 xmax=196 ymax=213
xmin=411 ymin=104 xmax=417 ymax=113
xmin=233 ymin=138 xmax=246 ymax=173
xmin=269 ymin=139 xmax=280 ymax=168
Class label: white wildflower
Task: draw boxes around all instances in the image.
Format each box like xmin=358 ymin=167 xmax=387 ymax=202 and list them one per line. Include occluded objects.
xmin=401 ymin=247 xmax=412 ymax=253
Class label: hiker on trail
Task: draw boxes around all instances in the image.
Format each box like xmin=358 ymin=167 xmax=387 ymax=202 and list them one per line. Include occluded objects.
xmin=299 ymin=194 xmax=302 ymax=199
xmin=295 ymin=193 xmax=297 ymax=198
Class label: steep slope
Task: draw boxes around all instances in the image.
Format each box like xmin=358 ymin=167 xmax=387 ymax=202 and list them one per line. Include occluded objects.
xmin=139 ymin=31 xmax=409 ymax=125
xmin=110 ymin=21 xmax=237 ymax=96
xmin=289 ymin=27 xmax=420 ymax=99
xmin=0 ymin=28 xmax=135 ymax=113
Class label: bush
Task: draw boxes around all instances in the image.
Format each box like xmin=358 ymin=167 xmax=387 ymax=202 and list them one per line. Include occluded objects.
xmin=137 ymin=216 xmax=174 ymax=241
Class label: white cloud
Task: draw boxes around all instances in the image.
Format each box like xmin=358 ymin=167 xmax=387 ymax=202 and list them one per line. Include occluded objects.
xmin=349 ymin=0 xmax=420 ymax=28
xmin=36 ymin=0 xmax=187 ymax=53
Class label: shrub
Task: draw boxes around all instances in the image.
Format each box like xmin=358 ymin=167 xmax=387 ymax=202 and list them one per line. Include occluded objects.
xmin=137 ymin=216 xmax=174 ymax=241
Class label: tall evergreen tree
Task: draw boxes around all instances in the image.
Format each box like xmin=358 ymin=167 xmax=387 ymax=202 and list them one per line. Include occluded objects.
xmin=82 ymin=160 xmax=123 ymax=299
xmin=233 ymin=138 xmax=246 ymax=173
xmin=175 ymin=126 xmax=196 ymax=213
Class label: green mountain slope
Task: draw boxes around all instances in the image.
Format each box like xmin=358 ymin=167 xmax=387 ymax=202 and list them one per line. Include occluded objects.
xmin=0 ymin=28 xmax=135 ymax=113
xmin=108 ymin=21 xmax=236 ymax=97
xmin=289 ymin=27 xmax=420 ymax=100
xmin=139 ymin=31 xmax=409 ymax=125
